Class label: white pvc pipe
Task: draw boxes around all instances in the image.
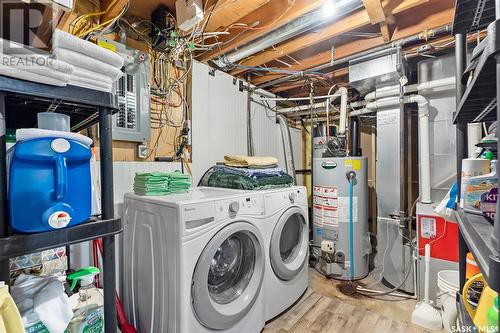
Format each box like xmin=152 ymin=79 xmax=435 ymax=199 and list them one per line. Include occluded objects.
xmin=278 ymin=101 xmax=331 ymax=113
xmin=424 ymin=244 xmax=431 ymax=303
xmin=364 ymin=94 xmax=432 ymax=204
xmin=338 ymin=87 xmax=348 ymax=135
xmin=408 ymin=94 xmax=432 ymax=204
xmin=257 ymin=92 xmax=341 ymax=102
xmin=365 ymin=77 xmax=456 ymax=101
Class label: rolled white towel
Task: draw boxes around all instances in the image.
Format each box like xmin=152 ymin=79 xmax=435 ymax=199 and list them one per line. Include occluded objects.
xmin=0 ymin=53 xmax=70 ymax=83
xmin=16 ymin=128 xmax=93 ymax=146
xmin=53 ymin=29 xmax=124 ymax=68
xmin=53 ymin=47 xmax=123 ymax=81
xmin=0 ymin=38 xmax=74 ymax=74
xmin=72 ymin=66 xmax=114 ymax=85
xmin=0 ymin=64 xmax=67 ymax=86
xmin=69 ymin=75 xmax=114 ymax=93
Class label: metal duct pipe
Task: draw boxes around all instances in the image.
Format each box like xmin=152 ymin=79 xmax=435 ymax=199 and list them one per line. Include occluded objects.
xmin=213 ymin=0 xmax=363 ymax=68
xmin=350 ymin=116 xmax=360 ymax=156
xmin=276 ymin=114 xmax=297 ymax=183
xmin=256 ymin=24 xmax=452 ymax=90
xmin=247 ymin=75 xmax=255 ymax=156
xmin=366 ymin=95 xmax=432 ymax=204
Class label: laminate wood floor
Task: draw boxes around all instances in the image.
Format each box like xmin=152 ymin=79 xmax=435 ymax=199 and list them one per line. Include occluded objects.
xmin=263 ymin=268 xmax=436 ymax=333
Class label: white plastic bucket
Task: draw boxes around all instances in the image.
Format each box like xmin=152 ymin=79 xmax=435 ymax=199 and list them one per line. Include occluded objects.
xmin=437 ymin=270 xmax=459 ymax=333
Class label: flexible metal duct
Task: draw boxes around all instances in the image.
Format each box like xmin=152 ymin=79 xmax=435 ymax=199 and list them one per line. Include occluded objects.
xmin=213 ymin=0 xmax=364 ymax=68
xmin=276 ymin=114 xmax=297 ymax=183
xmin=256 ymin=24 xmax=452 ymax=89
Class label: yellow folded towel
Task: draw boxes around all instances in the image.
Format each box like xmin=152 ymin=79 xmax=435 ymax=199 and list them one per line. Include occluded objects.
xmin=224 ymin=155 xmax=278 ymax=167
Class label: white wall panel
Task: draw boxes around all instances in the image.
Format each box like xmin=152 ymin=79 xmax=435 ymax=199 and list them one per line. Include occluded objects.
xmin=192 ymin=61 xmax=247 ymax=183
xmin=192 ymin=61 xmax=302 ymax=184
xmin=251 ymin=98 xmax=278 ymax=162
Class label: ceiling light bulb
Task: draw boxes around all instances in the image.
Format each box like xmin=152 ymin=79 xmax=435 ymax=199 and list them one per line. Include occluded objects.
xmin=322 ymin=0 xmax=336 ymax=17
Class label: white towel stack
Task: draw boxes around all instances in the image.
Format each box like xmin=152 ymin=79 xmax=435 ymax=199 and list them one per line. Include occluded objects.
xmin=0 ymin=38 xmax=73 ymax=86
xmin=52 ymin=29 xmax=124 ymax=93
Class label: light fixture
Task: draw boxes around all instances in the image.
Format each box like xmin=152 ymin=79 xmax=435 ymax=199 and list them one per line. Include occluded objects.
xmin=322 ymin=0 xmax=337 ymax=17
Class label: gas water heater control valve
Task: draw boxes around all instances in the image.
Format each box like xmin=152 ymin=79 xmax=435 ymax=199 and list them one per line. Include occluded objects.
xmin=229 ymin=201 xmax=240 ymax=213
xmin=346 ymin=170 xmax=357 ymax=181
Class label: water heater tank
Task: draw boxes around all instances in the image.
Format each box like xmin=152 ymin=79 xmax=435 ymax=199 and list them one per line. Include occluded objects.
xmin=313 ymin=157 xmax=370 ymax=280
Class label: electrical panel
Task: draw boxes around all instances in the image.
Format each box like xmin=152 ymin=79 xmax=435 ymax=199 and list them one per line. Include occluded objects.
xmin=98 ymin=38 xmax=151 ymax=142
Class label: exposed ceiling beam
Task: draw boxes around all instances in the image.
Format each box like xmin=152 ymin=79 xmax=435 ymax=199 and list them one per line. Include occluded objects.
xmin=363 ymin=0 xmax=386 ymax=23
xmin=380 ymin=22 xmax=391 ymax=42
xmin=279 ymin=33 xmax=463 ymax=97
xmin=270 ymin=68 xmax=349 ymax=94
xmin=250 ymin=0 xmax=454 ymax=86
xmin=205 ymin=0 xmax=270 ymax=31
xmin=230 ymin=9 xmax=370 ymax=76
xmin=251 ymin=36 xmax=386 ymax=86
xmin=229 ymin=0 xmax=434 ymax=76
xmin=197 ymin=0 xmax=324 ymax=62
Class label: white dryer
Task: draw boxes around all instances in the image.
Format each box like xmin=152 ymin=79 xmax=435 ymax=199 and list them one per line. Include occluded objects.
xmin=122 ymin=187 xmax=266 ymax=333
xmin=261 ymin=186 xmax=309 ymax=321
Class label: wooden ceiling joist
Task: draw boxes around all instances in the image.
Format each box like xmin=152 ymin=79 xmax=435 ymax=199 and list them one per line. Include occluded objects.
xmin=251 ymin=36 xmax=386 ymax=86
xmin=250 ymin=0 xmax=454 ymax=89
xmin=198 ymin=0 xmax=324 ymax=62
xmin=229 ymin=0 xmax=436 ymax=76
xmin=205 ymin=0 xmax=271 ymax=32
xmin=362 ymin=0 xmax=386 ymax=24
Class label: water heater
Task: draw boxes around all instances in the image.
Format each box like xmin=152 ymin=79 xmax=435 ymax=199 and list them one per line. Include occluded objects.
xmin=312 ymin=157 xmax=370 ymax=280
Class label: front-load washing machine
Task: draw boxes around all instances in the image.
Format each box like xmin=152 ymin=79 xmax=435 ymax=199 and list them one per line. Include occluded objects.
xmin=260 ymin=186 xmax=309 ymax=321
xmin=122 ymin=187 xmax=266 ymax=333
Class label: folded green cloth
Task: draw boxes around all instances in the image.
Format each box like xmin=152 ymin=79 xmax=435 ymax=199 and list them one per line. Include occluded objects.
xmin=133 ymin=171 xmax=191 ymax=196
xmin=199 ymin=169 xmax=294 ymax=190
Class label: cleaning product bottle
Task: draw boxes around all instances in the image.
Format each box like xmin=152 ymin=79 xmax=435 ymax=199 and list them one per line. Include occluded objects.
xmin=464 ymin=160 xmax=497 ymax=217
xmin=66 ymin=267 xmax=104 ymax=333
xmin=0 ymin=281 xmax=24 ymax=333
xmin=487 ymin=296 xmax=498 ymax=333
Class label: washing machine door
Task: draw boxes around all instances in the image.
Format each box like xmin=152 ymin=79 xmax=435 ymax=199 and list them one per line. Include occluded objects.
xmin=270 ymin=207 xmax=308 ymax=281
xmin=191 ymin=221 xmax=264 ymax=330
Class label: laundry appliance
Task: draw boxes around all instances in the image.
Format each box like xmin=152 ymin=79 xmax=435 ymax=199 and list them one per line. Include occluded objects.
xmin=122 ymin=187 xmax=266 ymax=333
xmin=260 ymin=186 xmax=309 ymax=320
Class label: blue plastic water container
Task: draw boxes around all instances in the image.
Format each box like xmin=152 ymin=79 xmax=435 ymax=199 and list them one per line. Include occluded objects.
xmin=8 ymin=137 xmax=92 ymax=233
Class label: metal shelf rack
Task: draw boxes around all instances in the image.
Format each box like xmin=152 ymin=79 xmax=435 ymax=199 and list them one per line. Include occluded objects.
xmin=0 ymin=75 xmax=121 ymax=333
xmin=453 ymin=21 xmax=498 ymax=124
xmin=454 ymin=0 xmax=500 ymax=331
xmin=453 ymin=0 xmax=496 ymax=34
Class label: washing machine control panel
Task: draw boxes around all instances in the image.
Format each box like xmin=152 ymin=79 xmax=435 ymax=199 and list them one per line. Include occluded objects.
xmin=216 ymin=195 xmax=264 ymax=219
xmin=263 ymin=187 xmax=308 ymax=213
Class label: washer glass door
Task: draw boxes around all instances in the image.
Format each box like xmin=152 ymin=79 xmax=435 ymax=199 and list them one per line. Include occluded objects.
xmin=192 ymin=221 xmax=264 ymax=330
xmin=270 ymin=207 xmax=308 ymax=281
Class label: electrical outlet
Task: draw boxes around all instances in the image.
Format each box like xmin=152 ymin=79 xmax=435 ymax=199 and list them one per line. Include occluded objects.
xmin=138 ymin=144 xmax=148 ymax=159
xmin=321 ymin=240 xmax=335 ymax=254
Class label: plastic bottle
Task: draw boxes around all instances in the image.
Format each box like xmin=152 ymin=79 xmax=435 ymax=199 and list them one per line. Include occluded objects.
xmin=487 ymin=296 xmax=498 ymax=333
xmin=464 ymin=160 xmax=497 ymax=216
xmin=66 ymin=267 xmax=104 ymax=333
xmin=5 ymin=129 xmax=15 ymax=151
xmin=0 ymin=281 xmax=24 ymax=333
